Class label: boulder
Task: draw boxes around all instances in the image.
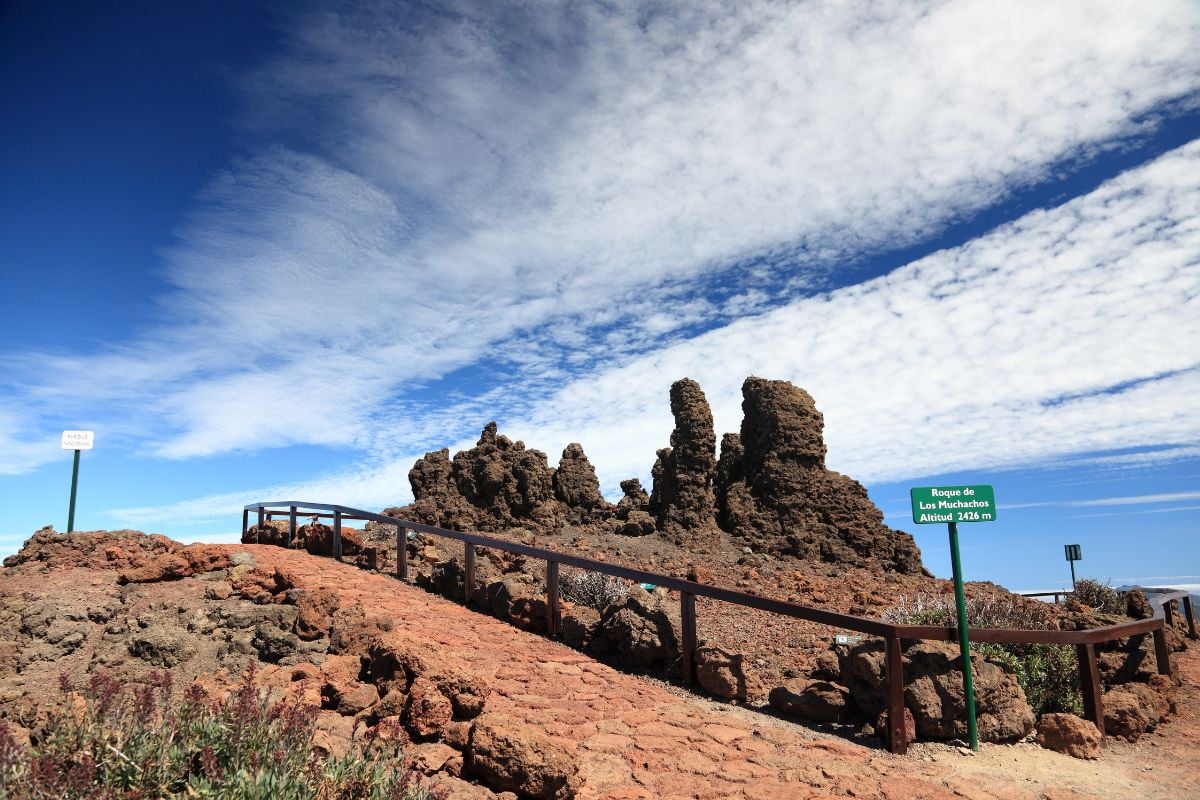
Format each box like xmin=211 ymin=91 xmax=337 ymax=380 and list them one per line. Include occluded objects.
xmin=468 ymin=713 xmax=581 ymax=800
xmin=614 ymin=510 xmax=656 ymax=537
xmin=485 ymin=577 xmax=549 ymax=632
xmin=1097 ymin=636 xmax=1158 ymax=685
xmin=366 ymin=631 xmax=489 ymax=720
xmin=252 ymin=622 xmax=299 ymax=663
xmin=875 ymin=707 xmax=917 ymax=744
xmin=4 ymin=528 xmax=177 ymax=571
xmin=241 ymin=519 xmax=290 ymax=546
xmin=1125 ymin=589 xmax=1153 ymax=620
xmin=1102 ymin=686 xmax=1157 ymax=741
xmin=128 ymin=625 xmax=195 ymax=667
xmin=1036 ymin=714 xmax=1101 ymax=759
xmin=591 ymin=587 xmax=680 ymax=668
xmin=404 ymin=677 xmax=454 ymax=738
xmin=560 ymin=605 xmax=601 ymax=650
xmin=288 ymin=587 xmax=339 ymax=640
xmin=768 ymin=680 xmax=851 ymax=723
xmin=902 ymin=642 xmax=1034 ymax=742
xmin=695 ymin=646 xmax=762 ymax=701
xmin=648 ymin=379 xmax=721 ymax=547
xmin=812 ymin=649 xmax=841 ymax=681
xmin=118 ymin=544 xmax=232 ymax=584
xmin=714 ymin=377 xmax=923 ymax=573
xmin=302 ymin=523 xmax=363 ymax=558
xmin=838 ymin=640 xmax=1034 ymax=743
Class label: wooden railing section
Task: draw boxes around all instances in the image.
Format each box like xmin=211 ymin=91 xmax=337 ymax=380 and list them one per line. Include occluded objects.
xmin=243 ymin=501 xmax=1197 ymax=754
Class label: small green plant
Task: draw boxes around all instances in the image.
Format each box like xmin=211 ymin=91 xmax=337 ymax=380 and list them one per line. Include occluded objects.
xmin=0 ymin=665 xmax=440 ymax=800
xmin=1066 ymin=578 xmax=1123 ymax=615
xmin=883 ymin=592 xmax=1081 ymax=715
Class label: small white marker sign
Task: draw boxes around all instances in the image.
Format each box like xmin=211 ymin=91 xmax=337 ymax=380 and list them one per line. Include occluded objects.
xmin=61 ymin=430 xmax=94 ymax=451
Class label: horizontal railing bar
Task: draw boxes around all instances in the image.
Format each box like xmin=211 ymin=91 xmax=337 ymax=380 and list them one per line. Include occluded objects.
xmin=245 ymin=500 xmax=1174 ymax=647
xmin=895 ymin=616 xmax=1163 ymax=645
xmin=247 ymin=501 xmax=898 ymax=637
xmin=264 ymin=511 xmax=370 ymax=522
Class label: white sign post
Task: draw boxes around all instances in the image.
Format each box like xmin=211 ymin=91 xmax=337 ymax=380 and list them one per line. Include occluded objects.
xmin=61 ymin=430 xmax=94 ymax=532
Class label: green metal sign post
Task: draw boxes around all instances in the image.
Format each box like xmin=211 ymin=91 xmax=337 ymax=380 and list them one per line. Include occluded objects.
xmin=61 ymin=431 xmax=94 ymax=533
xmin=911 ymin=484 xmax=996 ymax=751
xmin=67 ymin=449 xmax=81 ymax=533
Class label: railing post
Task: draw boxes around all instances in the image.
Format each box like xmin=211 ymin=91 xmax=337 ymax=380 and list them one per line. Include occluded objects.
xmin=1076 ymin=643 xmax=1105 ymax=736
xmin=1163 ymin=599 xmax=1175 ymax=628
xmin=396 ymin=526 xmax=408 ymax=582
xmin=333 ymin=510 xmax=342 ymax=561
xmin=241 ymin=509 xmax=248 ymax=540
xmin=1153 ymin=624 xmax=1171 ymax=676
xmin=546 ymin=561 xmax=560 ymax=637
xmin=680 ymin=592 xmax=697 ymax=686
xmin=256 ymin=507 xmax=264 ymax=544
xmin=288 ymin=506 xmax=296 ymax=548
xmin=885 ymin=634 xmax=907 ymax=754
xmin=464 ymin=542 xmax=476 ymax=604
xmin=1183 ymin=596 xmax=1198 ymax=639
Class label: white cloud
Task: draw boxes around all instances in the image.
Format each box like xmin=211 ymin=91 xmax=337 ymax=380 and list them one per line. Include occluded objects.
xmin=1070 ymin=491 xmax=1200 ymax=508
xmin=2 ymin=0 xmax=1197 ymax=472
xmin=0 ymin=409 xmax=61 ymax=477
xmin=112 ymin=140 xmax=1200 ymax=529
xmin=494 ymin=141 xmax=1200 ymax=491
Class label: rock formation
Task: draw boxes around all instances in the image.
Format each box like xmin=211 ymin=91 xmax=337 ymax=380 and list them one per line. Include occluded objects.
xmin=406 ymin=423 xmax=612 ymax=533
xmin=715 ymin=377 xmax=923 ymax=573
xmin=648 ymin=379 xmax=721 ymax=547
xmin=836 ymin=640 xmax=1035 ymax=743
xmin=552 ymin=443 xmax=605 ymax=521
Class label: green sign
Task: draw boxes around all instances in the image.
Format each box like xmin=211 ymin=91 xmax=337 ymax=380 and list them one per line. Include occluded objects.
xmin=910 ymin=485 xmax=996 ymax=524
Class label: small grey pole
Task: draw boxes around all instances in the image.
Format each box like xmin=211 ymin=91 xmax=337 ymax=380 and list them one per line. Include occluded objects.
xmin=333 ymin=510 xmax=342 ymax=561
xmin=396 ymin=527 xmax=408 ymax=581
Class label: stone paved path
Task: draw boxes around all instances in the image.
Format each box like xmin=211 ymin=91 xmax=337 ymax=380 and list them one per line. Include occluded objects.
xmin=237 ymin=545 xmax=1176 ymax=800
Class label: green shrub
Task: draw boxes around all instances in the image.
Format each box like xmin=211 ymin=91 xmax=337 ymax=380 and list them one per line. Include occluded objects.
xmin=0 ymin=666 xmax=440 ymax=800
xmin=1066 ymin=578 xmax=1123 ymax=615
xmin=883 ymin=592 xmax=1081 ymax=716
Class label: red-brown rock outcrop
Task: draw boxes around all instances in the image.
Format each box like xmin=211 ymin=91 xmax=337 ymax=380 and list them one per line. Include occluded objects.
xmin=406 ymin=424 xmax=612 ymax=534
xmin=715 ymin=377 xmax=924 ymax=573
xmin=648 ymin=379 xmax=721 ymax=548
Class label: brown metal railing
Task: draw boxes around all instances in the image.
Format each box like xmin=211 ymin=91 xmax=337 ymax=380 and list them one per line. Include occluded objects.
xmin=242 ymin=501 xmax=1197 ymax=754
xmin=1020 ymin=590 xmax=1069 ymax=603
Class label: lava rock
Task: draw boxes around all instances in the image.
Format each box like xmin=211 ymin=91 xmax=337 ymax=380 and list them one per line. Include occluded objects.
xmin=1036 ymin=713 xmax=1101 ymax=759
xmin=714 ymin=377 xmax=924 ymax=573
xmin=468 ymin=713 xmax=582 ymax=800
xmin=769 ymin=679 xmax=851 ymax=723
xmin=695 ymin=646 xmax=762 ymax=701
xmin=591 ymin=587 xmax=680 ymax=668
xmin=648 ymin=379 xmax=721 ymax=547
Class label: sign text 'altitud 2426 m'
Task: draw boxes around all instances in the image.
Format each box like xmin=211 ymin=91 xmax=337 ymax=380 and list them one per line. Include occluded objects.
xmin=909 ymin=485 xmax=996 ymax=524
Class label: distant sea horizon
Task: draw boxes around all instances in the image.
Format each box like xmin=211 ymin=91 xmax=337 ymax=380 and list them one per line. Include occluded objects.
xmin=1015 ymin=577 xmax=1200 ymax=601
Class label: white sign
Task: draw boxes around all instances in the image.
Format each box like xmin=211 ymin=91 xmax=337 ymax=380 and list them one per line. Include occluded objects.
xmin=834 ymin=634 xmax=862 ymax=646
xmin=61 ymin=430 xmax=94 ymax=450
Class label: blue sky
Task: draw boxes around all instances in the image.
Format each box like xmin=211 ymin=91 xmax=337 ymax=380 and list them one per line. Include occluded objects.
xmin=2 ymin=0 xmax=1198 ymax=593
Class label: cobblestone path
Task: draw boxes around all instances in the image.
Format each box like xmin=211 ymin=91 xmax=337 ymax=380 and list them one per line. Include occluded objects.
xmin=240 ymin=545 xmax=1182 ymax=800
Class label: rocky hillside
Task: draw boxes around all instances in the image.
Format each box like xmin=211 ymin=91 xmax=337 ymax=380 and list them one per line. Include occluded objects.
xmin=403 ymin=376 xmax=923 ymax=574
xmin=2 ymin=529 xmax=1197 ymax=799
